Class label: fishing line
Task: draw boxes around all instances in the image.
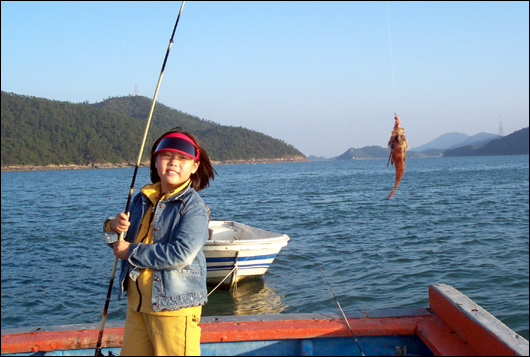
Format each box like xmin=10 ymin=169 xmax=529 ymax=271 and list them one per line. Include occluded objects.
xmin=94 ymin=2 xmax=186 ymax=355
xmin=386 ymin=3 xmax=397 ymax=114
xmin=317 ymin=263 xmax=365 ymax=356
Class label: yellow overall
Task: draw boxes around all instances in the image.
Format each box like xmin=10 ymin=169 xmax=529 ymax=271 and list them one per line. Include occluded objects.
xmin=119 ymin=181 xmax=202 ymax=356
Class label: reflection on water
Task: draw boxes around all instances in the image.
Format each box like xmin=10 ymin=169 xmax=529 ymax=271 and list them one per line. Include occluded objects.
xmin=204 ymin=277 xmax=289 ymax=316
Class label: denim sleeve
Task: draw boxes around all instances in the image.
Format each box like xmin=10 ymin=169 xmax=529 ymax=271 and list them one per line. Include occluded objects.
xmin=127 ymin=202 xmax=208 ymax=271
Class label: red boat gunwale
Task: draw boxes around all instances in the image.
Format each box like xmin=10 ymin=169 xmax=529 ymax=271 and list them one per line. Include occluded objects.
xmin=1 ymin=284 xmax=528 ymax=356
xmin=427 ymin=283 xmax=528 ymax=356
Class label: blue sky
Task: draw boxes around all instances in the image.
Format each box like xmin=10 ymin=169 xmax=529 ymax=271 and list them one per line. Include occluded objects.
xmin=2 ymin=1 xmax=528 ymax=157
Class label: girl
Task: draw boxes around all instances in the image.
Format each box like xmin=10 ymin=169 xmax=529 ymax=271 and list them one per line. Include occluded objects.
xmin=104 ymin=128 xmax=216 ymax=356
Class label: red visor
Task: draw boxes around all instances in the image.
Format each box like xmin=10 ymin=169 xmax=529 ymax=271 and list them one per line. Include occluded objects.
xmin=153 ymin=133 xmax=199 ymax=160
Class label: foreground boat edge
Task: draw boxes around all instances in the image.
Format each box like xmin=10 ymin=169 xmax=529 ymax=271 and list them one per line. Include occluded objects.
xmin=427 ymin=283 xmax=528 ymax=356
xmin=1 ymin=283 xmax=528 ymax=356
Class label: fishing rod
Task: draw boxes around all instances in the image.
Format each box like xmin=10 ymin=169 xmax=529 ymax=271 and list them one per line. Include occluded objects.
xmin=94 ymin=2 xmax=185 ymax=355
xmin=317 ymin=262 xmax=365 ymax=356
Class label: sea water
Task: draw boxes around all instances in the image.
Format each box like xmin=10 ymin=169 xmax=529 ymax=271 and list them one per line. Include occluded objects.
xmin=1 ymin=155 xmax=528 ymax=339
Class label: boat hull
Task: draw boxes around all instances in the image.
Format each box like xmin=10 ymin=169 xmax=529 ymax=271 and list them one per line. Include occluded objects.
xmin=2 ymin=284 xmax=528 ymax=356
xmin=205 ymin=221 xmax=289 ymax=285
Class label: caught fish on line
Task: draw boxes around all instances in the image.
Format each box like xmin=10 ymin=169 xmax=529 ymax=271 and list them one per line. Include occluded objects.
xmin=387 ymin=114 xmax=408 ymax=199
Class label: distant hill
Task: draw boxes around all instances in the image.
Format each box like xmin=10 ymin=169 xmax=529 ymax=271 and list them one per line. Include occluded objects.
xmin=333 ymin=145 xmax=436 ymax=160
xmin=410 ymin=132 xmax=501 ymax=152
xmin=1 ymin=92 xmax=306 ymax=167
xmin=444 ymin=127 xmax=529 ymax=157
xmin=411 ymin=132 xmax=469 ymax=152
xmin=332 ymin=128 xmax=527 ymax=160
xmin=335 ymin=145 xmax=389 ymax=160
xmin=307 ymin=155 xmax=332 ymax=162
xmin=448 ymin=132 xmax=501 ymax=149
xmin=332 ymin=132 xmax=487 ymax=160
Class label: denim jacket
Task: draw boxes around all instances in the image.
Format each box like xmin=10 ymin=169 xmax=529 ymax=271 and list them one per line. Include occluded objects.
xmin=104 ymin=184 xmax=209 ymax=312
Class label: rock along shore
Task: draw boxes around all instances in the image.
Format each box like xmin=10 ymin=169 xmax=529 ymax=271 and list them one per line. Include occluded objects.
xmin=1 ymin=156 xmax=309 ymax=172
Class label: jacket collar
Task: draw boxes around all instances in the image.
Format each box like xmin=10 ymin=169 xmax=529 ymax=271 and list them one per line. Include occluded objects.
xmin=141 ymin=180 xmax=191 ymax=205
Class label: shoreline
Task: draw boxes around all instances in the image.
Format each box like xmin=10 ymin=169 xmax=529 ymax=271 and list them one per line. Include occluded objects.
xmin=1 ymin=157 xmax=310 ymax=172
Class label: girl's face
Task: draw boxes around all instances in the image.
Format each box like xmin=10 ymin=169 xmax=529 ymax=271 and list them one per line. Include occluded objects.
xmin=155 ymin=151 xmax=199 ymax=193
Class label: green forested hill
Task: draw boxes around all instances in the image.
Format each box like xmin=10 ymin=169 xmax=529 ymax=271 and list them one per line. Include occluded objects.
xmin=1 ymin=92 xmax=305 ymax=166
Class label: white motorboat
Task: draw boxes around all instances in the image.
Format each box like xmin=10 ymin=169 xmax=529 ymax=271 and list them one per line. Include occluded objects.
xmin=204 ymin=221 xmax=290 ymax=288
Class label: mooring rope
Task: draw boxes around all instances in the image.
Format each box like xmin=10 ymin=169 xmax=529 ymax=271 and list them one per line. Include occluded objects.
xmin=207 ymin=265 xmax=238 ymax=297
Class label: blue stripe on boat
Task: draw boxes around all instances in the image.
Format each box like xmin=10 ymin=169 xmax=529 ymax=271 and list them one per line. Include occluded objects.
xmin=207 ymin=264 xmax=271 ymax=271
xmin=206 ymin=254 xmax=277 ymax=263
